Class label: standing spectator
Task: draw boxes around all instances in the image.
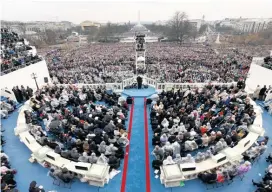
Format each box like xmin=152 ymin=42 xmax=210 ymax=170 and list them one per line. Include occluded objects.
xmin=259 ymin=85 xmax=267 ymax=101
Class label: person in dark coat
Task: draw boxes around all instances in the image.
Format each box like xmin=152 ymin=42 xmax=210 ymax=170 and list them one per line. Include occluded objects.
xmin=12 ymin=87 xmax=21 ymax=103
xmin=21 ymin=85 xmax=28 ymax=100
xmin=26 ymin=86 xmax=33 ymax=98
xmin=259 ymin=85 xmax=267 ymax=101
xmin=16 ymin=86 xmax=23 ymax=103
xmin=137 ymin=76 xmax=142 ymax=89
xmin=29 ymin=181 xmax=39 ymax=192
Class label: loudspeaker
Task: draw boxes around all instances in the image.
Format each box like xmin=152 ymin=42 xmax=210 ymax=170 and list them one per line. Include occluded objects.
xmin=75 ymin=165 xmax=88 ymax=171
xmin=146 ymin=98 xmax=152 ymax=105
xmin=180 ymin=163 xmax=196 ymax=171
xmin=212 ymin=153 xmax=227 ymax=163
xmin=44 ymin=77 xmax=48 ymax=83
xmin=244 ymin=140 xmax=250 ymax=147
xmin=182 ymin=167 xmax=196 ymax=172
xmin=127 ymin=96 xmax=133 ymax=104
xmin=46 ymin=154 xmax=55 ymax=161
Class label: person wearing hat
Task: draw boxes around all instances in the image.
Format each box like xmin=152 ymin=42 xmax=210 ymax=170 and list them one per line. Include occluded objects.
xmin=238 ymin=161 xmax=251 ymax=175
xmin=29 ymin=181 xmax=39 ymax=192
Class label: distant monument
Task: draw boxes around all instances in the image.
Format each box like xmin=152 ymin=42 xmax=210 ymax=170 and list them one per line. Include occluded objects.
xmin=215 ymin=33 xmax=221 ymax=44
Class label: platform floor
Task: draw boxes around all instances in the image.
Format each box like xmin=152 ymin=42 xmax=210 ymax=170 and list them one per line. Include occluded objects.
xmin=122 ymin=87 xmax=157 ymax=97
xmin=1 ymin=90 xmax=272 ymax=192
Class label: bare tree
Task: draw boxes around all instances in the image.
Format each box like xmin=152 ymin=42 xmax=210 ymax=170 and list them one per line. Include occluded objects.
xmin=18 ymin=22 xmax=27 ymax=35
xmin=167 ymin=11 xmax=192 ymax=44
xmin=45 ymin=30 xmax=57 ymax=45
xmin=198 ymin=24 xmax=208 ymax=35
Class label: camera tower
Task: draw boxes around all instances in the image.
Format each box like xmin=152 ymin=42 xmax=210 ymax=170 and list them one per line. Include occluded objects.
xmin=135 ymin=33 xmax=146 ymax=73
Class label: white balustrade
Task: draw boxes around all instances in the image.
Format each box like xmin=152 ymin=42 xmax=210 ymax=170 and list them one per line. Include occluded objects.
xmin=51 ymin=77 xmax=236 ymax=93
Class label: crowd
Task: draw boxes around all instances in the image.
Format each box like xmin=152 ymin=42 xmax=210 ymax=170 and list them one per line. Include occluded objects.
xmin=262 ymin=56 xmax=272 ymax=70
xmin=45 ymin=44 xmax=135 ymax=84
xmin=1 ymin=102 xmax=18 ymax=192
xmin=0 ymin=98 xmax=17 ymax=119
xmin=146 ymin=43 xmax=252 ymax=83
xmin=24 ymin=84 xmax=130 ymax=182
xmin=253 ymin=85 xmax=272 ymax=101
xmin=1 ymin=147 xmax=18 ymax=192
xmin=0 ymin=28 xmax=42 ymax=76
xmin=44 ymin=42 xmax=262 ymax=84
xmin=252 ymin=156 xmax=272 ymax=192
xmin=149 ymin=83 xmax=268 ymax=184
xmin=253 ymin=85 xmax=272 ymax=115
xmin=12 ymin=85 xmax=34 ymax=103
xmin=1 ymin=85 xmax=33 ymax=119
xmin=197 ymin=160 xmax=252 ymax=184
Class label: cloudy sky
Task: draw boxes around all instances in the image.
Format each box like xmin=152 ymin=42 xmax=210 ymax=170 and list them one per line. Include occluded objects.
xmin=1 ymin=0 xmax=272 ymax=24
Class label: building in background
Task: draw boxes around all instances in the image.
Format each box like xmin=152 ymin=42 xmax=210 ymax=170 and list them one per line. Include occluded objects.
xmin=189 ymin=19 xmax=204 ymax=31
xmin=218 ymin=18 xmax=272 ymax=33
xmin=120 ymin=23 xmax=159 ymax=43
xmin=80 ymin=20 xmax=101 ymax=31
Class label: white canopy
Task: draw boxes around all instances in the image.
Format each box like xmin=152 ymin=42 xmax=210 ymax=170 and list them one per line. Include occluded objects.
xmin=137 ymin=56 xmax=145 ymax=62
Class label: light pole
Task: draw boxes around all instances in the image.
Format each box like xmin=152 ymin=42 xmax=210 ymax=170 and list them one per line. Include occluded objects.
xmin=31 ymin=73 xmax=39 ymax=90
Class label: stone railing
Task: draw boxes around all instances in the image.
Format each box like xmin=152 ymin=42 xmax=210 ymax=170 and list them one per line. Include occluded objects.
xmin=156 ymin=82 xmax=235 ymax=92
xmin=55 ymin=83 xmax=123 ymax=92
xmin=51 ymin=77 xmax=236 ymax=94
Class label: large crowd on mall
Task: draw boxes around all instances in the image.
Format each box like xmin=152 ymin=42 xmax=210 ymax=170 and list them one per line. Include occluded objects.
xmin=1 ymin=28 xmax=272 ymax=192
xmin=43 ymin=42 xmax=272 ymax=85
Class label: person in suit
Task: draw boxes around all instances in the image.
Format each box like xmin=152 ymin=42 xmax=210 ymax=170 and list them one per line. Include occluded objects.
xmin=137 ymin=76 xmax=142 ymax=89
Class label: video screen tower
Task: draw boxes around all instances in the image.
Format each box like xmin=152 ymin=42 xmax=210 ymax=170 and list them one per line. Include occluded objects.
xmin=135 ymin=33 xmax=146 ymax=74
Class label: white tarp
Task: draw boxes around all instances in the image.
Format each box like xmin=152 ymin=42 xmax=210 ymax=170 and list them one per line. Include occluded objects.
xmin=245 ymin=63 xmax=272 ymax=93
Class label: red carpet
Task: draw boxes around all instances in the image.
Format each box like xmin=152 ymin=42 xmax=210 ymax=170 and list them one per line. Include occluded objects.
xmin=144 ymin=98 xmax=151 ymax=192
xmin=120 ymin=98 xmax=135 ymax=192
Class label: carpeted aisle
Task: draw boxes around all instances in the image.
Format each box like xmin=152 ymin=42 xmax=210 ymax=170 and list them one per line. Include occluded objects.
xmin=125 ymin=97 xmax=146 ymax=192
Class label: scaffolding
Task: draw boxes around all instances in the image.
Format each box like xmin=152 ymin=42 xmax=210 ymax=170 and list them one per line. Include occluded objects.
xmin=135 ymin=34 xmax=146 ymax=74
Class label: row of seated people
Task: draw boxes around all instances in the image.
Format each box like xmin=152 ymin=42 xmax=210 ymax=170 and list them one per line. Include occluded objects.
xmin=25 ymin=85 xmax=130 ymax=172
xmin=0 ymin=98 xmax=17 ymax=119
xmin=252 ymin=158 xmax=272 ymax=192
xmin=188 ymin=142 xmax=268 ymax=186
xmin=198 ymin=160 xmax=252 ymax=184
xmin=152 ymin=136 xmax=268 ymax=169
xmin=1 ymin=28 xmax=42 ymax=75
xmin=1 ymin=124 xmax=18 ymax=192
xmin=48 ymin=167 xmax=75 ymax=184
xmin=243 ymin=140 xmax=268 ymax=162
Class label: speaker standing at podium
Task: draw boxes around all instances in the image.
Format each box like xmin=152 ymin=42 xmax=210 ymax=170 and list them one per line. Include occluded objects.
xmin=137 ymin=76 xmax=142 ymax=89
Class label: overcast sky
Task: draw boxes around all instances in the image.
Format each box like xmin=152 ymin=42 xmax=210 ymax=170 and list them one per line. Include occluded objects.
xmin=1 ymin=0 xmax=272 ymax=24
